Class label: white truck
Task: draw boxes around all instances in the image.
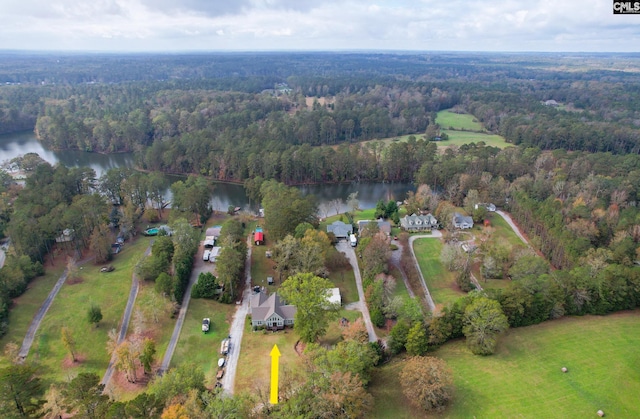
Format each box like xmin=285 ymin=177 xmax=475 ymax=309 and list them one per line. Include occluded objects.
xmin=220 ymin=338 xmax=230 ymax=355
xmin=350 ymin=234 xmax=358 ymax=247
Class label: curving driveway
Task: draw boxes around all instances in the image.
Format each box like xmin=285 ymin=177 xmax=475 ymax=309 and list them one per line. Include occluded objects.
xmin=336 ymin=241 xmax=378 ymax=343
xmin=102 ymin=242 xmax=153 ymax=386
xmin=221 ymin=234 xmax=253 ymax=395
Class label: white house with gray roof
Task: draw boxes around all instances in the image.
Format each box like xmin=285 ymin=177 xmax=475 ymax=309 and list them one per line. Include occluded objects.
xmin=400 ymin=213 xmax=438 ymax=231
xmin=250 ymin=292 xmax=296 ymax=329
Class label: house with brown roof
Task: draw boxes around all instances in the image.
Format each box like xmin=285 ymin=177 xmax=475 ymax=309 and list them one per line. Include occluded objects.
xmin=250 ymin=292 xmax=296 ymax=329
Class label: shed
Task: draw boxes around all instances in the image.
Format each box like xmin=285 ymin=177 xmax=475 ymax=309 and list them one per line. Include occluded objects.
xmin=255 ymin=231 xmax=264 ymax=245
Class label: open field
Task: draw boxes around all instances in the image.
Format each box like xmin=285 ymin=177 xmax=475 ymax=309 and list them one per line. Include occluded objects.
xmin=439 ymin=130 xmax=511 ymax=149
xmin=413 ymin=238 xmax=464 ymax=308
xmin=28 ymin=236 xmax=153 ymax=384
xmin=328 ymin=266 xmax=358 ymax=305
xmin=234 ymin=318 xmax=303 ymax=395
xmin=170 ymin=295 xmax=237 ymax=386
xmin=436 ymin=311 xmax=640 ymax=418
xmin=0 ymin=264 xmax=66 ymax=366
xmin=435 ymin=110 xmax=485 ymax=131
xmin=370 ymin=311 xmax=640 ymax=418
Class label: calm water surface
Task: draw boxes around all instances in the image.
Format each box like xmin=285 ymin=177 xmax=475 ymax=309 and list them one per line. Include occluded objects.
xmin=0 ymin=131 xmax=415 ymax=213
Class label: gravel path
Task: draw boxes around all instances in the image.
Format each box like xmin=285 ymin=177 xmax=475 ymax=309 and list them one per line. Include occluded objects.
xmin=101 ymin=242 xmax=152 ymax=387
xmin=18 ymin=254 xmax=94 ymax=361
xmin=336 ymin=241 xmax=378 ymax=343
xmin=407 ymin=232 xmax=442 ymax=312
xmin=496 ymin=210 xmax=533 ymax=248
xmin=389 ymin=239 xmax=415 ymax=299
xmin=221 ymin=235 xmax=253 ymax=395
xmin=159 ymin=242 xmax=212 ymax=373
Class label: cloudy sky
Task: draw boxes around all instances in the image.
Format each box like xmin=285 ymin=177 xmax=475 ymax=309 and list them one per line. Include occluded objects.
xmin=2 ymin=0 xmax=639 ymax=52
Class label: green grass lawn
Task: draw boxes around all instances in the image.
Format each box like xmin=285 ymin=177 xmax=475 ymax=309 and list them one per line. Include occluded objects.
xmin=234 ymin=318 xmax=303 ymax=396
xmin=488 ymin=213 xmax=529 ymax=249
xmin=438 ymin=130 xmax=511 ymax=149
xmin=370 ymin=311 xmax=640 ymax=418
xmin=413 ymin=239 xmax=465 ymax=308
xmin=28 ymin=236 xmax=154 ymax=384
xmin=170 ymin=298 xmax=236 ymax=386
xmin=436 ymin=311 xmax=640 ymax=418
xmin=0 ymin=264 xmax=66 ymax=366
xmin=328 ymin=266 xmax=358 ymax=305
xmin=436 ymin=110 xmax=485 ymax=131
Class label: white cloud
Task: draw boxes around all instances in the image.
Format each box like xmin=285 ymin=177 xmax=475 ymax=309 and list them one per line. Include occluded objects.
xmin=0 ymin=0 xmax=637 ymax=51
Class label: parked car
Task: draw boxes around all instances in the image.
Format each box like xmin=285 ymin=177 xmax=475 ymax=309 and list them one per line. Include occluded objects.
xmin=203 ymin=250 xmax=211 ymax=262
xmin=216 ymin=369 xmax=225 ymax=380
xmin=220 ymin=338 xmax=230 ymax=355
xmin=218 ymin=358 xmax=226 ymax=368
xmin=202 ymin=318 xmax=210 ymax=333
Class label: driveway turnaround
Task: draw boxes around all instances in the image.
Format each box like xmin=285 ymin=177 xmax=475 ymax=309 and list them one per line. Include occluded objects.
xmin=336 ymin=241 xmax=378 ymax=343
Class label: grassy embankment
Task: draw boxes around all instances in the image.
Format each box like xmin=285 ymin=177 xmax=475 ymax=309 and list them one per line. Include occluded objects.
xmin=369 ymin=311 xmax=640 ymax=418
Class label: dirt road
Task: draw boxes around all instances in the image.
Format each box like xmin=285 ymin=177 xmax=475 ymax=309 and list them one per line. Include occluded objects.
xmin=337 ymin=241 xmax=378 ymax=343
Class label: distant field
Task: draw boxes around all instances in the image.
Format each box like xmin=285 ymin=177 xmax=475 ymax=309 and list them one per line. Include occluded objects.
xmin=435 ymin=110 xmax=485 ymax=131
xmin=439 ymin=130 xmax=511 ymax=149
xmin=370 ymin=311 xmax=640 ymax=418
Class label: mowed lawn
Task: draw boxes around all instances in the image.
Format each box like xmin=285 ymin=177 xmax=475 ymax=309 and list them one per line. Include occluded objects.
xmin=29 ymin=236 xmax=154 ymax=383
xmin=413 ymin=238 xmax=464 ymax=307
xmin=436 ymin=311 xmax=640 ymax=418
xmin=0 ymin=264 xmax=65 ymax=367
xmin=438 ymin=130 xmax=511 ymax=149
xmin=170 ymin=297 xmax=236 ymax=386
xmin=370 ymin=311 xmax=640 ymax=418
xmin=234 ymin=318 xmax=303 ymax=396
xmin=436 ymin=110 xmax=485 ymax=131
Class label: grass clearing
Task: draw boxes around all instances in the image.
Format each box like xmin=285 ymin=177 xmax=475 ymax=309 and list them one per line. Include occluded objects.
xmin=29 ymin=236 xmax=154 ymax=384
xmin=0 ymin=264 xmax=66 ymax=367
xmin=234 ymin=319 xmax=303 ymax=396
xmin=328 ymin=266 xmax=358 ymax=305
xmin=413 ymin=238 xmax=464 ymax=308
xmin=434 ymin=311 xmax=640 ymax=418
xmin=170 ymin=298 xmax=236 ymax=386
xmin=438 ymin=130 xmax=511 ymax=149
xmin=436 ymin=110 xmax=485 ymax=131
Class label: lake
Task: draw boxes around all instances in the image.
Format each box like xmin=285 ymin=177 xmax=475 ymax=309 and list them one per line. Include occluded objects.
xmin=0 ymin=131 xmax=415 ymax=213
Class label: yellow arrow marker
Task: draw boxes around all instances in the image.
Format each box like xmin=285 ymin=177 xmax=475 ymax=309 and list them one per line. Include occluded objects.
xmin=270 ymin=344 xmax=281 ymax=404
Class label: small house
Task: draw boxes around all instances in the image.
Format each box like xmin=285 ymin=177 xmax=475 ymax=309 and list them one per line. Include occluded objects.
xmin=326 ymin=221 xmax=353 ymax=239
xmin=474 ymin=203 xmax=496 ymax=212
xmin=55 ymin=228 xmax=75 ymax=243
xmin=453 ymin=212 xmax=474 ymax=229
xmin=326 ymin=288 xmax=341 ymax=307
xmin=250 ymin=292 xmax=296 ymax=330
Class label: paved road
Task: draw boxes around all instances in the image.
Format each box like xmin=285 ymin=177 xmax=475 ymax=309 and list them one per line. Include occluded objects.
xmin=159 ymin=242 xmax=213 ymax=373
xmin=337 ymin=241 xmax=378 ymax=343
xmin=101 ymin=242 xmax=152 ymax=387
xmin=221 ymin=235 xmax=253 ymax=395
xmin=389 ymin=240 xmax=415 ymax=299
xmin=496 ymin=210 xmax=533 ymax=248
xmin=407 ymin=232 xmax=442 ymax=312
xmin=18 ymin=254 xmax=93 ymax=361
